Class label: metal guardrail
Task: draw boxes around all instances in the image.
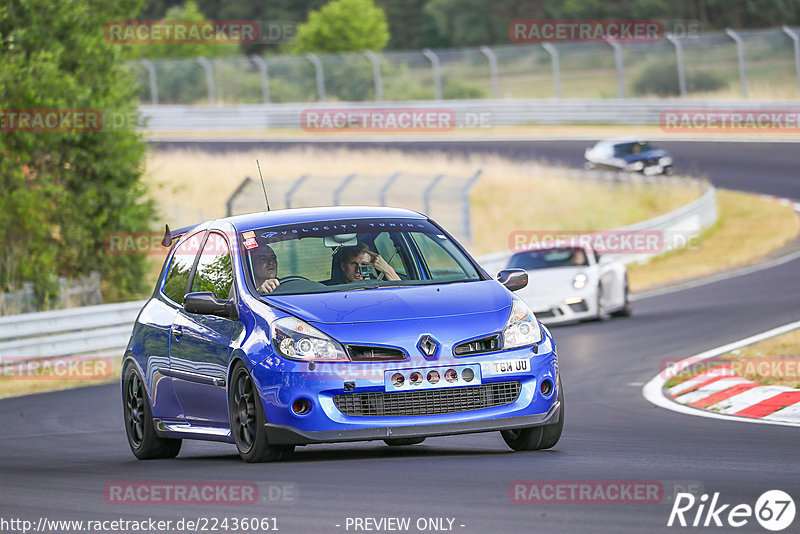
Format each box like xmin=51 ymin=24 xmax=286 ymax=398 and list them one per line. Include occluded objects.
xmin=0 ymin=300 xmax=145 ymax=361
xmin=475 ymin=185 xmax=717 ymax=276
xmin=139 ymin=99 xmax=800 ymax=132
xmin=0 ymin=181 xmax=716 ymax=364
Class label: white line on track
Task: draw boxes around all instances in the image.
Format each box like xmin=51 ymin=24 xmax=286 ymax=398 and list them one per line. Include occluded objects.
xmin=642 ymin=320 xmax=800 ymax=427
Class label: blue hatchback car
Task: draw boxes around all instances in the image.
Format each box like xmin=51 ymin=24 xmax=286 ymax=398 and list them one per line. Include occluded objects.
xmin=122 ymin=207 xmax=563 ymax=462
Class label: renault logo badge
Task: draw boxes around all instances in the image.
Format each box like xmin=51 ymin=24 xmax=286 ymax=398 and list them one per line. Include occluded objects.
xmin=417 ymin=335 xmax=438 ymax=358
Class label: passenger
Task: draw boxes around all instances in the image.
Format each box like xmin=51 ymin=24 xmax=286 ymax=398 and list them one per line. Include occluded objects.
xmin=333 ymin=243 xmax=400 ymax=283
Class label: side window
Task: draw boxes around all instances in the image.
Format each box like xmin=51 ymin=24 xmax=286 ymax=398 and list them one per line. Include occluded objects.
xmin=162 ymin=232 xmax=205 ymax=304
xmin=373 ymin=232 xmax=407 ymax=277
xmin=410 ymin=233 xmax=469 ymax=280
xmin=191 ymin=233 xmax=234 ymax=300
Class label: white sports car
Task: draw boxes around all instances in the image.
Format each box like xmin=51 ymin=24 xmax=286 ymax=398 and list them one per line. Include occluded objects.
xmin=508 ymin=246 xmax=631 ymax=325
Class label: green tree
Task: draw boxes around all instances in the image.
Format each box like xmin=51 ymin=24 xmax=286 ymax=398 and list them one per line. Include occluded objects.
xmin=125 ymin=0 xmax=239 ymax=59
xmin=291 ymin=0 xmax=390 ymax=54
xmin=0 ymin=0 xmax=155 ymax=305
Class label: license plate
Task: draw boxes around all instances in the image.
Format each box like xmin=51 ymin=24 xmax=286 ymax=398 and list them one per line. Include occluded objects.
xmin=487 ymin=358 xmax=529 ymax=375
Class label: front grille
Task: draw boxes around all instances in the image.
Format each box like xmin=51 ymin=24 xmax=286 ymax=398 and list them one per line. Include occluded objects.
xmin=346 ymin=345 xmax=406 ymax=362
xmin=567 ymin=300 xmax=588 ymax=312
xmin=333 ymin=381 xmax=521 ymax=417
xmin=453 ymin=334 xmax=501 ymax=356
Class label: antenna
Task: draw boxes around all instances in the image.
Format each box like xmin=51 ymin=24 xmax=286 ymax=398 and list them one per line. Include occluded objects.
xmin=256 ymin=160 xmax=270 ymax=212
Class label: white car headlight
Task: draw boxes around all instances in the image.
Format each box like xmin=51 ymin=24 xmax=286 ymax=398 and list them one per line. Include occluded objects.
xmin=502 ymin=300 xmax=543 ymax=349
xmin=659 ymin=156 xmax=672 ymax=166
xmin=573 ymin=273 xmax=588 ymax=289
xmin=271 ymin=316 xmax=349 ymax=362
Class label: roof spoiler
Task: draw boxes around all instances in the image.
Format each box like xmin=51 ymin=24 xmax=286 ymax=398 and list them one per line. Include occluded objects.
xmin=161 ymin=223 xmax=198 ymax=248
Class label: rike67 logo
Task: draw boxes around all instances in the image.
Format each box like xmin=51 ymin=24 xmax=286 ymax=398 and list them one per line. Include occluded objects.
xmin=668 ymin=490 xmax=795 ymax=531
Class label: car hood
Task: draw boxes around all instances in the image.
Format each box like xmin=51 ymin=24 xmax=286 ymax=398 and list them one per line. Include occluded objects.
xmin=263 ymin=280 xmax=512 ymax=325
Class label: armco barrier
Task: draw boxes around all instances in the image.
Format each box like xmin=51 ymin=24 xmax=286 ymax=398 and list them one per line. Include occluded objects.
xmin=0 ymin=184 xmax=716 ymax=364
xmin=139 ymin=100 xmax=800 ymax=132
xmin=476 ymin=185 xmax=717 ymax=276
xmin=0 ymin=300 xmax=145 ymax=362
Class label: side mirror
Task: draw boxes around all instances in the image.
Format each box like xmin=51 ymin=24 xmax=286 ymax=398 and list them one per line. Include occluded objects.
xmin=496 ymin=269 xmax=528 ymax=292
xmin=184 ymin=292 xmax=238 ymax=319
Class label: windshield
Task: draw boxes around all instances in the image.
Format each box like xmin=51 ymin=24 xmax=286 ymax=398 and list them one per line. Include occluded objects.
xmin=241 ymin=218 xmax=482 ymax=295
xmin=508 ymin=248 xmax=589 ymax=269
xmin=613 ymin=141 xmax=653 ymax=157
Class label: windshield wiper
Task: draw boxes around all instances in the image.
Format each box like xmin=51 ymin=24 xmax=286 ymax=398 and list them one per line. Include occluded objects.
xmin=332 ymin=284 xmax=383 ymax=292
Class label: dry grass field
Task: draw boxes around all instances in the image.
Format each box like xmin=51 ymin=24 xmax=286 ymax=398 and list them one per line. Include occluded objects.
xmin=143 ymin=147 xmax=701 ymax=257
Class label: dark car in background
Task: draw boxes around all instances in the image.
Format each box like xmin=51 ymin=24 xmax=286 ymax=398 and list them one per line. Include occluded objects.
xmin=584 ymin=138 xmax=673 ymax=175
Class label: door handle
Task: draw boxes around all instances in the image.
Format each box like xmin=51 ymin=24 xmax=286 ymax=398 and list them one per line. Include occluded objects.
xmin=171 ymin=324 xmax=183 ymax=338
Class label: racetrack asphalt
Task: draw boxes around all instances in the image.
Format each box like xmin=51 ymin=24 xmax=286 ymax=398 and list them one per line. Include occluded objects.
xmin=1 ymin=139 xmax=798 ymax=533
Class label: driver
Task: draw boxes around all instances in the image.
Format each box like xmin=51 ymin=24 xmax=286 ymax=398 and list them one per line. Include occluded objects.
xmin=251 ymin=244 xmax=280 ymax=294
xmin=569 ymin=250 xmax=587 ymax=266
xmin=339 ymin=243 xmax=400 ymax=283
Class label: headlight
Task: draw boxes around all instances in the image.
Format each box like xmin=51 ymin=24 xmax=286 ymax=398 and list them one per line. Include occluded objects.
xmin=502 ymin=300 xmax=543 ymax=349
xmin=271 ymin=316 xmax=349 ymax=362
xmin=573 ymin=273 xmax=587 ymax=289
xmin=625 ymin=161 xmax=644 ymax=171
xmin=659 ymin=156 xmax=672 ymax=166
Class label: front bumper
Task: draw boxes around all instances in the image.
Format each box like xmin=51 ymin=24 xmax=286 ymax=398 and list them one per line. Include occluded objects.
xmin=265 ymin=402 xmax=560 ymax=445
xmin=526 ymin=294 xmax=598 ymax=325
xmin=249 ymin=332 xmax=560 ymax=442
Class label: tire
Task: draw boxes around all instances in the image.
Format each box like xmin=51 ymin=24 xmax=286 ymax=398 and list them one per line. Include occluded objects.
xmin=501 ymin=377 xmax=564 ymax=451
xmin=123 ymin=364 xmax=182 ymax=460
xmin=384 ymin=437 xmax=426 ymax=446
xmin=596 ymin=284 xmax=611 ymax=321
xmin=229 ymin=362 xmax=293 ymax=463
xmin=612 ymin=277 xmax=632 ymax=318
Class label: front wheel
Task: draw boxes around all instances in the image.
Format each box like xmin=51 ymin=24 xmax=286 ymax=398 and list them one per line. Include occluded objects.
xmin=501 ymin=377 xmax=564 ymax=451
xmin=612 ymin=277 xmax=632 ymax=317
xmin=229 ymin=362 xmax=293 ymax=463
xmin=596 ymin=284 xmax=611 ymax=321
xmin=123 ymin=364 xmax=182 ymax=460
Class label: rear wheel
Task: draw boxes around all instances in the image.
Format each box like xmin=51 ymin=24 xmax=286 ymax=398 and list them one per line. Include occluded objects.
xmin=229 ymin=362 xmax=293 ymax=463
xmin=384 ymin=437 xmax=426 ymax=446
xmin=501 ymin=377 xmax=564 ymax=451
xmin=123 ymin=364 xmax=182 ymax=460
